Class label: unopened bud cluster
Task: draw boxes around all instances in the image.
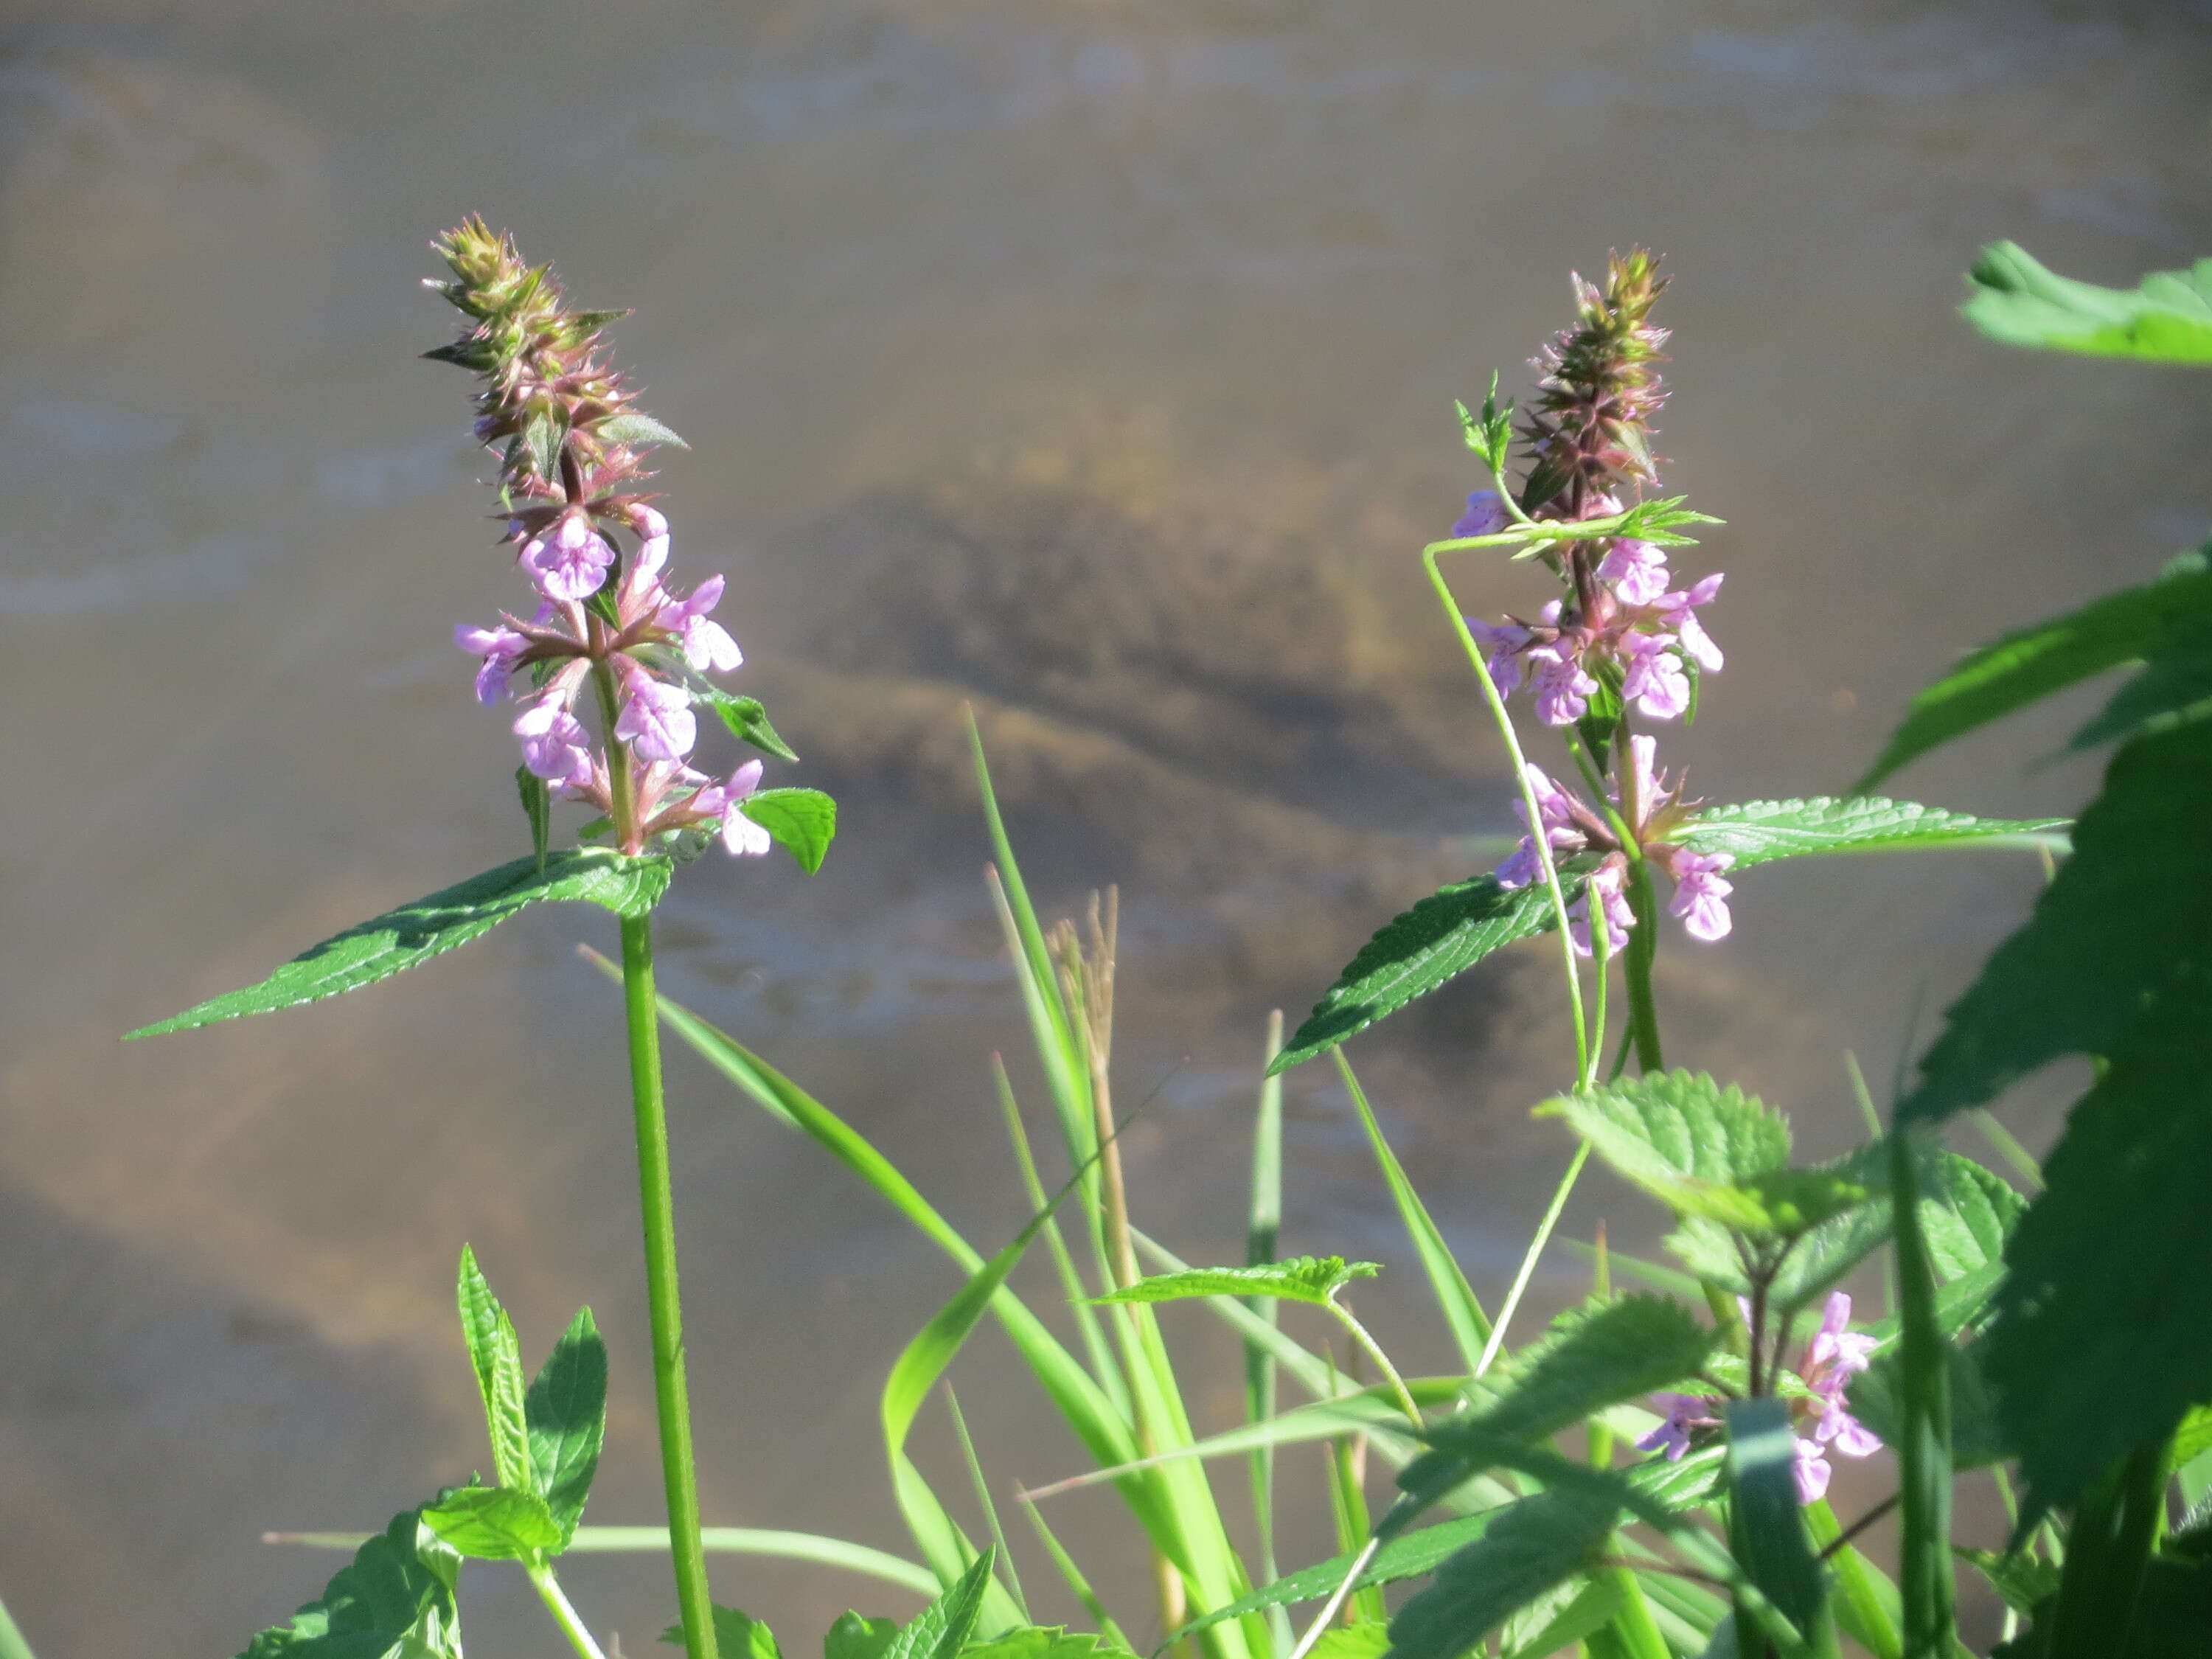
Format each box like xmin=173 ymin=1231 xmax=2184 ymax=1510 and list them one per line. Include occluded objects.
xmin=428 ymin=218 xmax=765 ymax=859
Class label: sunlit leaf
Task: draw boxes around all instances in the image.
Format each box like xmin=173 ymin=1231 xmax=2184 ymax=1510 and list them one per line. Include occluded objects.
xmin=526 ymin=1307 xmax=607 ymax=1543
xmin=454 ymin=1248 xmax=533 ymax=1497
xmin=660 ymin=1604 xmax=782 ymax=1659
xmin=1090 ymin=1257 xmax=1378 ymax=1308
xmin=1675 ymin=796 xmax=2067 ymax=869
xmin=237 ymin=1507 xmax=462 ymax=1659
xmin=420 ymin=1486 xmax=563 ymax=1562
xmin=740 ymin=788 xmax=838 ymax=875
xmin=1964 ymin=242 xmax=2212 ymax=364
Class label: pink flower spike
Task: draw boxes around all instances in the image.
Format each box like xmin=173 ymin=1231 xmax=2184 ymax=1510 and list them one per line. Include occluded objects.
xmin=1792 ymin=1439 xmax=1832 ymax=1505
xmin=513 ymin=696 xmax=594 ymax=790
xmin=1598 ymin=540 xmax=1670 ymax=605
xmin=614 ymin=662 xmax=698 ymax=764
xmin=1621 ymin=633 xmax=1691 ymax=721
xmin=521 ymin=512 xmax=616 ymax=602
xmin=1450 ymin=490 xmax=1510 ymax=539
xmin=455 ymin=622 xmax=529 ymax=704
xmin=1666 ymin=850 xmax=1735 ymax=942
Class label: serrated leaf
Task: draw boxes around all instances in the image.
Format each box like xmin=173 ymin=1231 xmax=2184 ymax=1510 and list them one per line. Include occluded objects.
xmin=1390 ymin=1298 xmax=1712 ymax=1524
xmin=1168 ymin=1514 xmax=1500 ymax=1644
xmin=739 ymin=787 xmax=837 ymax=875
xmin=1963 ymin=242 xmax=2212 ymax=363
xmin=1383 ymin=1489 xmax=1620 ymax=1659
xmin=421 ymin=1485 xmax=564 ymax=1562
xmin=883 ymin=1551 xmax=995 ymax=1659
xmin=1674 ymin=797 xmax=2068 ymax=869
xmin=1090 ymin=1257 xmax=1379 ymax=1308
xmin=237 ymin=1506 xmax=462 ymax=1659
xmin=129 ymin=849 xmax=672 ymax=1037
xmin=1537 ymin=1072 xmax=1790 ymax=1222
xmin=660 ymin=1605 xmax=782 ymax=1659
xmin=526 ymin=1307 xmax=607 ymax=1543
xmin=961 ymin=1629 xmax=1131 ymax=1659
xmin=824 ymin=1614 xmax=899 ymax=1659
xmin=1857 ymin=552 xmax=2212 ymax=788
xmin=455 ymin=1247 xmax=532 ymax=1495
xmin=1724 ymin=1399 xmax=1826 ymax=1644
xmin=1851 ymin=1338 xmax=2008 ymax=1470
xmin=598 ymin=409 xmax=690 ymax=450
xmin=1271 ymin=874 xmax=1568 ymax=1073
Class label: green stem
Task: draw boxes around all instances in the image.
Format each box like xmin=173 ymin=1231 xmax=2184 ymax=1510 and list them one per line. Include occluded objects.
xmin=620 ymin=911 xmax=720 ymax=1659
xmin=0 ymin=1588 xmax=36 ymax=1659
xmin=528 ymin=1562 xmax=612 ymax=1659
xmin=1475 ymin=1141 xmax=1592 ymax=1376
xmin=1599 ymin=1565 xmax=1673 ymax=1659
xmin=1620 ymin=857 xmax=1664 ymax=1073
xmin=1422 ymin=545 xmax=1589 ymax=1082
xmin=1327 ymin=1302 xmax=1423 ymax=1429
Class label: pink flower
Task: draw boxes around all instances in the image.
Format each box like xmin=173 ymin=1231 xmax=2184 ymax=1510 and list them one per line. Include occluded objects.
xmin=1450 ymin=490 xmax=1510 ymax=539
xmin=520 ymin=512 xmax=616 ymax=602
xmin=1654 ymin=573 xmax=1725 ymax=671
xmin=513 ymin=695 xmax=594 ymax=790
xmin=1526 ymin=639 xmax=1599 ymax=726
xmin=1494 ymin=764 xmax=1582 ymax=891
xmin=666 ymin=574 xmax=742 ymax=674
xmin=1636 ymin=1392 xmax=1721 ymax=1461
xmin=1569 ymin=856 xmax=1634 ymax=957
xmin=455 ymin=623 xmax=528 ymax=704
xmin=1793 ymin=1438 xmax=1833 ymax=1504
xmin=1467 ymin=616 xmax=1534 ymax=691
xmin=689 ymin=759 xmax=771 ymax=857
xmin=1620 ymin=631 xmax=1691 ymax=721
xmin=1597 ymin=540 xmax=1670 ymax=605
xmin=614 ymin=661 xmax=698 ymax=765
xmin=1795 ymin=1293 xmax=1883 ymax=1481
xmin=1663 ymin=849 xmax=1735 ymax=942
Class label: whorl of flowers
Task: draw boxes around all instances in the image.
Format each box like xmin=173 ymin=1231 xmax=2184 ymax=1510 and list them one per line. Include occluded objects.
xmin=1457 ymin=251 xmax=1734 ymax=944
xmin=429 ymin=218 xmax=766 ymax=860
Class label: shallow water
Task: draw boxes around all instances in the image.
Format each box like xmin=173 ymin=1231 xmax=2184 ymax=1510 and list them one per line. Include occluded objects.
xmin=1 ymin=0 xmax=2208 ymax=1652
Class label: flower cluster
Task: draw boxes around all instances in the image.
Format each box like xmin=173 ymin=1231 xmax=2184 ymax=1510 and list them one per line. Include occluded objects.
xmin=428 ymin=218 xmax=767 ymax=860
xmin=1637 ymin=1292 xmax=1882 ymax=1504
xmin=1493 ymin=735 xmax=1736 ymax=949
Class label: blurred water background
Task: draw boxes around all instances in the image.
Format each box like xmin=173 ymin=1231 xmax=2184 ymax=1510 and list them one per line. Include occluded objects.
xmin=1 ymin=0 xmax=2209 ymax=1652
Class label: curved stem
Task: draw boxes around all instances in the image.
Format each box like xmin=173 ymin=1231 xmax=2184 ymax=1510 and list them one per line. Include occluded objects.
xmin=1422 ymin=544 xmax=1588 ymax=1082
xmin=620 ymin=911 xmax=720 ymax=1659
xmin=1326 ymin=1303 xmax=1423 ymax=1429
xmin=527 ymin=1562 xmax=611 ymax=1659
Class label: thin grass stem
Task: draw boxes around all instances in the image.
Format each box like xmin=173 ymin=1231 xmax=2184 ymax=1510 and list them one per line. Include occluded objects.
xmin=1325 ymin=1304 xmax=1422 ymax=1430
xmin=945 ymin=1387 xmax=1030 ymax=1622
xmin=1476 ymin=1142 xmax=1593 ymax=1377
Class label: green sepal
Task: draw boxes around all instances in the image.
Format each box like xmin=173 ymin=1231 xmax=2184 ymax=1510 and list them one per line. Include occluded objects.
xmin=128 ymin=849 xmax=672 ymax=1037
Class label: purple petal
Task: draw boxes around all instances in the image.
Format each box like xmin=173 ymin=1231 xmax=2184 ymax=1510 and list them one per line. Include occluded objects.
xmin=1450 ymin=491 xmax=1509 ymax=539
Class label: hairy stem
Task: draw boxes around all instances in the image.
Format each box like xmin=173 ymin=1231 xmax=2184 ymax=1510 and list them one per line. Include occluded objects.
xmin=1327 ymin=1302 xmax=1423 ymax=1429
xmin=619 ymin=911 xmax=719 ymax=1659
xmin=528 ymin=1563 xmax=611 ymax=1659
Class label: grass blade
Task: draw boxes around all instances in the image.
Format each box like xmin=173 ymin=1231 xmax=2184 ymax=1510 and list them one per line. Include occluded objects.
xmin=1247 ymin=1010 xmax=1292 ymax=1652
xmin=1015 ymin=1495 xmax=1134 ymax=1652
xmin=1889 ymin=1127 xmax=1956 ymax=1658
xmin=946 ymin=1385 xmax=1030 ymax=1623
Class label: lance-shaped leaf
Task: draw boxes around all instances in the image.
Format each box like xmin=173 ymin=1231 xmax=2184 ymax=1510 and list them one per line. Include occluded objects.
xmin=1385 ymin=1298 xmax=1713 ymax=1528
xmin=129 ymin=849 xmax=672 ymax=1037
xmin=883 ymin=1551 xmax=997 ymax=1659
xmin=237 ymin=1507 xmax=462 ymax=1658
xmin=961 ymin=1628 xmax=1133 ymax=1659
xmin=598 ymin=409 xmax=689 ymax=450
xmin=1962 ymin=241 xmax=2212 ymax=364
xmin=1856 ymin=550 xmax=2212 ymax=789
xmin=1168 ymin=1514 xmax=1502 ymax=1644
xmin=1089 ymin=1257 xmax=1380 ymax=1308
xmin=1270 ymin=874 xmax=1569 ymax=1074
xmin=1723 ymin=1399 xmax=1827 ymax=1644
xmin=456 ymin=1248 xmax=534 ymax=1495
xmin=527 ymin=1307 xmax=608 ymax=1543
xmin=422 ymin=1486 xmax=565 ymax=1562
xmin=1674 ymin=797 xmax=2067 ymax=870
xmin=739 ymin=787 xmax=838 ymax=875
xmin=1537 ymin=1071 xmax=1790 ymax=1218
xmin=1382 ymin=1489 xmax=1622 ymax=1659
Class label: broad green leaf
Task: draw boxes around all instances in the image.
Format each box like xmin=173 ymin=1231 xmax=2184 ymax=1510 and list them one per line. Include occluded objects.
xmin=1271 ymin=874 xmax=1567 ymax=1073
xmin=739 ymin=787 xmax=838 ymax=874
xmin=1857 ymin=551 xmax=2212 ymax=789
xmin=1886 ymin=1130 xmax=1956 ymax=1658
xmin=455 ymin=1248 xmax=532 ymax=1496
xmin=598 ymin=409 xmax=690 ymax=449
xmin=1918 ymin=1152 xmax=2026 ymax=1281
xmin=1090 ymin=1257 xmax=1378 ymax=1308
xmin=1963 ymin=242 xmax=2212 ymax=363
xmin=1537 ymin=1072 xmax=1790 ymax=1221
xmin=960 ymin=1627 xmax=1130 ymax=1659
xmin=238 ymin=1507 xmax=462 ymax=1659
xmin=130 ymin=849 xmax=671 ymax=1037
xmin=526 ymin=1307 xmax=607 ymax=1543
xmin=420 ymin=1486 xmax=563 ymax=1562
xmin=660 ymin=1605 xmax=782 ymax=1659
xmin=1308 ymin=1625 xmax=1391 ymax=1659
xmin=1498 ymin=1577 xmax=1622 ymax=1659
xmin=824 ymin=1613 xmax=899 ymax=1659
xmin=1384 ymin=1489 xmax=1620 ymax=1659
xmin=2070 ymin=646 xmax=2212 ymax=750
xmin=1723 ymin=1400 xmax=1826 ymax=1645
xmin=1388 ymin=1298 xmax=1712 ymax=1526
xmin=1674 ymin=797 xmax=2067 ymax=869
xmin=883 ymin=1551 xmax=996 ymax=1659
xmin=1899 ymin=720 xmax=2212 ymax=1122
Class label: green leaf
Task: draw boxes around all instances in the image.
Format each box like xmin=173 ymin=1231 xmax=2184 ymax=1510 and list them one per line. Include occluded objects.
xmin=1498 ymin=1578 xmax=1623 ymax=1659
xmin=598 ymin=409 xmax=690 ymax=450
xmin=455 ymin=1247 xmax=533 ymax=1496
xmin=1899 ymin=720 xmax=2212 ymax=1124
xmin=515 ymin=765 xmax=550 ymax=873
xmin=738 ymin=787 xmax=838 ymax=875
xmin=2070 ymin=646 xmax=2212 ymax=750
xmin=1674 ymin=797 xmax=2068 ymax=869
xmin=1537 ymin=1071 xmax=1790 ymax=1221
xmin=521 ymin=404 xmax=568 ymax=481
xmin=824 ymin=1614 xmax=899 ymax=1659
xmin=1963 ymin=242 xmax=2212 ymax=363
xmin=1388 ymin=1298 xmax=1713 ymax=1527
xmin=1308 ymin=1625 xmax=1391 ymax=1659
xmin=1384 ymin=1489 xmax=1620 ymax=1659
xmin=420 ymin=1485 xmax=563 ymax=1562
xmin=1090 ymin=1257 xmax=1379 ymax=1308
xmin=710 ymin=692 xmax=801 ymax=762
xmin=961 ymin=1629 xmax=1130 ymax=1659
xmin=660 ymin=1605 xmax=782 ymax=1659
xmin=1271 ymin=874 xmax=1566 ymax=1073
xmin=1723 ymin=1399 xmax=1826 ymax=1644
xmin=237 ymin=1507 xmax=462 ymax=1659
xmin=526 ymin=1307 xmax=607 ymax=1543
xmin=1954 ymin=1548 xmax=2061 ymax=1618
xmin=129 ymin=849 xmax=671 ymax=1037
xmin=1168 ymin=1514 xmax=1502 ymax=1644
xmin=1887 ymin=1129 xmax=1956 ymax=1659
xmin=884 ymin=1551 xmax=996 ymax=1659
xmin=1855 ymin=552 xmax=2212 ymax=789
